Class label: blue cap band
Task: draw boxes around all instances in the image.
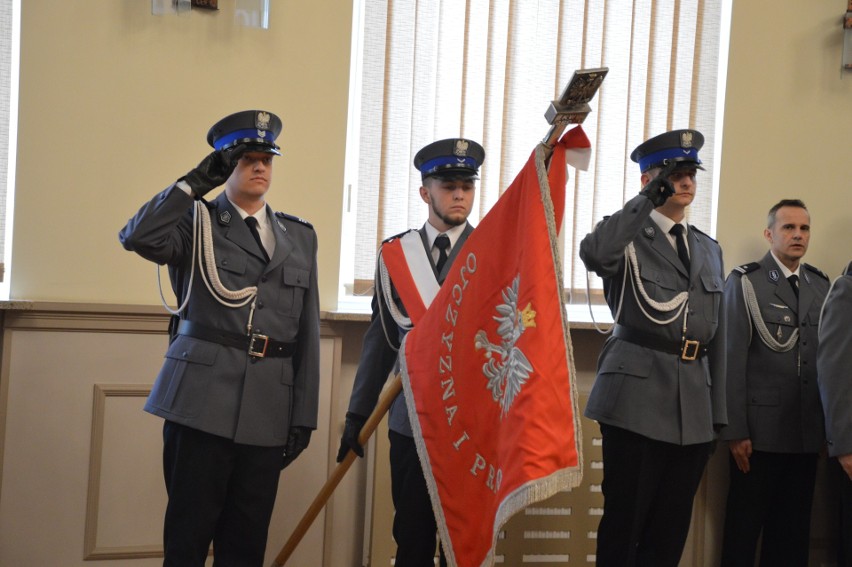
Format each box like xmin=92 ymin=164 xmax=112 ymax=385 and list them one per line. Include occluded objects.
xmin=214 ymin=128 xmax=276 ymax=151
xmin=638 ymin=147 xmax=702 ymax=172
xmin=420 ymin=155 xmax=479 ymax=176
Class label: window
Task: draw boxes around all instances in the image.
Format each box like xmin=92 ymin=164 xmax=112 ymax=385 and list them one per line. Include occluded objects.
xmin=340 ymin=0 xmax=730 ymax=312
xmin=0 ymin=0 xmax=18 ymax=300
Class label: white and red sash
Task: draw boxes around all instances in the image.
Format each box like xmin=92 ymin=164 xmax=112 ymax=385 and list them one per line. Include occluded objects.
xmin=378 ymin=230 xmax=440 ymax=326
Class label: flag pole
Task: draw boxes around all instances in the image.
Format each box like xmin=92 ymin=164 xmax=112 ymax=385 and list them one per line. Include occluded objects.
xmin=271 ymin=374 xmax=403 ymax=567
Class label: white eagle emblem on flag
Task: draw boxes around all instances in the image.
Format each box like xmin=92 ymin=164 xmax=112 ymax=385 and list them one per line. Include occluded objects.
xmin=474 ymin=274 xmax=536 ymax=418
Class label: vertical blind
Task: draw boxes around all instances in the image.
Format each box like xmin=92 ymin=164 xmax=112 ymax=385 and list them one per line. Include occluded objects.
xmin=342 ymin=0 xmax=724 ymax=301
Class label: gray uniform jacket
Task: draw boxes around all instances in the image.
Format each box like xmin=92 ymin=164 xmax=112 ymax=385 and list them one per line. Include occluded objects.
xmin=719 ymin=252 xmax=829 ymax=453
xmin=119 ymin=185 xmax=321 ymax=447
xmin=579 ymin=194 xmax=727 ymax=445
xmin=817 ymin=262 xmax=852 ymax=458
xmin=347 ymin=223 xmax=473 ymax=437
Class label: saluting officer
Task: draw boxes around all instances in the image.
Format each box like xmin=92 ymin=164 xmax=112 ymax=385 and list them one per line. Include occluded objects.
xmin=817 ymin=260 xmax=852 ymax=567
xmin=337 ymin=138 xmax=485 ymax=567
xmin=579 ymin=129 xmax=726 ymax=567
xmin=119 ymin=110 xmax=320 ymax=567
xmin=719 ymin=199 xmax=829 ymax=567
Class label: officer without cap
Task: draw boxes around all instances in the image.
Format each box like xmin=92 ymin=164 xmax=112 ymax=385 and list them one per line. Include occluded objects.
xmin=119 ymin=109 xmax=320 ymax=567
xmin=719 ymin=199 xmax=829 ymax=567
xmin=579 ymin=129 xmax=727 ymax=567
xmin=337 ymin=138 xmax=484 ymax=566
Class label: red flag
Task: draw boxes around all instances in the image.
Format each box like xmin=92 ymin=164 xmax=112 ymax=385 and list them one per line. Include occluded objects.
xmin=400 ymin=129 xmax=585 ymax=567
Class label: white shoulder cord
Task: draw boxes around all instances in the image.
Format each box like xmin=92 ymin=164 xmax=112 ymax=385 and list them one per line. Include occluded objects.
xmin=375 ymin=249 xmax=413 ymax=352
xmin=740 ymin=273 xmax=798 ymax=352
xmin=157 ymin=202 xmax=198 ymax=315
xmin=156 ymin=201 xmax=259 ymax=331
xmin=625 ymin=242 xmax=689 ymax=325
xmin=585 ymin=255 xmax=627 ymax=334
xmin=586 ymin=242 xmax=690 ymax=333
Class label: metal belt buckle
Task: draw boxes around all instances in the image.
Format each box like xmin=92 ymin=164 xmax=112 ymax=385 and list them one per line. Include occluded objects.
xmin=681 ymin=339 xmax=700 ymax=361
xmin=248 ymin=333 xmax=269 ymax=358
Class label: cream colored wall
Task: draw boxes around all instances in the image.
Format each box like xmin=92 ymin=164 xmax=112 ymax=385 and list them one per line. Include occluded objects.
xmin=10 ymin=1 xmax=351 ymax=309
xmin=8 ymin=1 xmax=852 ymax=307
xmin=717 ymin=0 xmax=852 ymax=277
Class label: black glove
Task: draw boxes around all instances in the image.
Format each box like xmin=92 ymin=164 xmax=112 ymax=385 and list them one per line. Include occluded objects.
xmin=180 ymin=144 xmax=246 ymax=199
xmin=639 ymin=160 xmax=677 ymax=207
xmin=336 ymin=412 xmax=367 ymax=462
xmin=281 ymin=426 xmax=312 ymax=470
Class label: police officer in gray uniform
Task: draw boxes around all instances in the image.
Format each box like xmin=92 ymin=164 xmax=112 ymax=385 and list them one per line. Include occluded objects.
xmin=817 ymin=260 xmax=852 ymax=566
xmin=579 ymin=129 xmax=726 ymax=567
xmin=119 ymin=110 xmax=320 ymax=567
xmin=337 ymin=138 xmax=485 ymax=567
xmin=719 ymin=199 xmax=829 ymax=567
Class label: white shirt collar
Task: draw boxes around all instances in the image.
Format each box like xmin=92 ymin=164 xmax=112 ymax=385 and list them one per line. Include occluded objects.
xmin=228 ymin=198 xmax=269 ymax=229
xmin=424 ymin=221 xmax=467 ymax=250
xmin=770 ymin=251 xmax=800 ymax=279
xmin=650 ymin=209 xmax=687 ymax=236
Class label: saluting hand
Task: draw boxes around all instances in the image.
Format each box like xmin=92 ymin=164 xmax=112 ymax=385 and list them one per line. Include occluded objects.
xmin=729 ymin=438 xmax=753 ymax=473
xmin=639 ymin=160 xmax=676 ymax=207
xmin=181 ymin=143 xmax=247 ymax=199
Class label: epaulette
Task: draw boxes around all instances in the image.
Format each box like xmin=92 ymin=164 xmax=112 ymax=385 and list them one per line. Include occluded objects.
xmin=732 ymin=262 xmax=760 ymax=276
xmin=690 ymin=225 xmax=718 ymax=243
xmin=803 ymin=263 xmax=829 ymax=281
xmin=382 ymin=228 xmax=416 ymax=244
xmin=275 ymin=211 xmax=314 ymax=229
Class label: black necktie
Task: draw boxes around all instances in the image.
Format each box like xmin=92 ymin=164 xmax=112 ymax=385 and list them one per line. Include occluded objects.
xmin=434 ymin=234 xmax=451 ymax=273
xmin=669 ymin=224 xmax=690 ymax=272
xmin=788 ymin=274 xmax=799 ymax=298
xmin=245 ymin=217 xmax=269 ymax=263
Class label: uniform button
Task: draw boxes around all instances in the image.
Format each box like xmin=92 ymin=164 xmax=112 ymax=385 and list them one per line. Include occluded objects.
xmin=257 ymin=301 xmax=264 ymax=309
xmin=618 ymin=364 xmax=624 ymax=370
xmin=182 ymin=351 xmax=188 ymax=358
xmin=222 ymin=259 xmax=229 ymax=266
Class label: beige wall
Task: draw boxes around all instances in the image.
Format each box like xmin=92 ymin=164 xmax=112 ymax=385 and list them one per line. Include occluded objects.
xmin=8 ymin=1 xmax=852 ymax=308
xmin=717 ymin=0 xmax=852 ymax=276
xmin=10 ymin=0 xmax=351 ymax=308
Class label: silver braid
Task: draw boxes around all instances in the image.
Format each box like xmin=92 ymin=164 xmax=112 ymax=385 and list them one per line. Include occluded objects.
xmin=741 ymin=274 xmax=798 ymax=352
xmin=626 ymin=242 xmax=689 ymax=325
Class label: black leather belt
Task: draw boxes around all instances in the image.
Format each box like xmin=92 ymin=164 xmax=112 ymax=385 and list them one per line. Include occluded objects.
xmin=613 ymin=324 xmax=707 ymax=361
xmin=177 ymin=320 xmax=297 ymax=358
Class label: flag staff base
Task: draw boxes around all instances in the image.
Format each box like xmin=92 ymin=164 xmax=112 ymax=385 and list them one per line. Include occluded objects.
xmin=271 ymin=374 xmax=403 ymax=566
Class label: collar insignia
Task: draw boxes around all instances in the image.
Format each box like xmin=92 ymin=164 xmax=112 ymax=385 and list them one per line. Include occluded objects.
xmin=769 ymin=269 xmax=779 ymax=282
xmin=219 ymin=210 xmax=232 ymax=224
xmin=644 ymin=226 xmax=656 ymax=239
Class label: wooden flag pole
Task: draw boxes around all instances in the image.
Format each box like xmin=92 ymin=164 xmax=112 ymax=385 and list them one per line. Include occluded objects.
xmin=271 ymin=374 xmax=403 ymax=566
